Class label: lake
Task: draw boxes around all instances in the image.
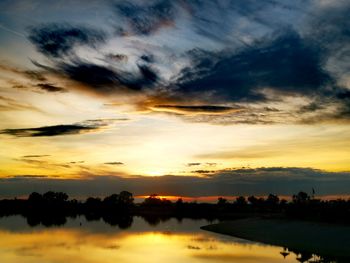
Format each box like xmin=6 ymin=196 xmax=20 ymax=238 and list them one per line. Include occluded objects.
xmin=0 ymin=216 xmax=326 ymax=263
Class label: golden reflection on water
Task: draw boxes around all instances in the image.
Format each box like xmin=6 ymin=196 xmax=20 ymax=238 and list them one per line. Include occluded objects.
xmin=0 ymin=218 xmax=301 ymax=263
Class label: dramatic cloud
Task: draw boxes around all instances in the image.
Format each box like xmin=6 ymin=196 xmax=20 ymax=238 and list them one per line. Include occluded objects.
xmin=175 ymin=31 xmax=332 ymax=102
xmin=12 ymin=0 xmax=349 ymax=124
xmin=0 ymin=119 xmax=120 ymax=137
xmin=28 ymin=23 xmax=106 ymax=58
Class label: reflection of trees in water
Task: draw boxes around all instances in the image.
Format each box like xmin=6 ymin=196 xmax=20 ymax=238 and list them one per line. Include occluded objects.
xmin=279 ymin=247 xmax=346 ymax=263
xmin=25 ymin=213 xmax=133 ymax=229
xmin=102 ymin=214 xmax=133 ymax=229
xmin=141 ymin=214 xmax=172 ymax=226
xmin=26 ymin=214 xmax=67 ymax=227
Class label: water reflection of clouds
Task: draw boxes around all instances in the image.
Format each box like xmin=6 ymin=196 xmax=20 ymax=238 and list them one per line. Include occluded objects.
xmin=0 ymin=216 xmax=318 ymax=263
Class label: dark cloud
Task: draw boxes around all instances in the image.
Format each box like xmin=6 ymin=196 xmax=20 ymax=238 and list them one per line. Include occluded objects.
xmin=54 ymin=60 xmax=159 ymax=92
xmin=59 ymin=61 xmax=120 ymax=88
xmin=28 ymin=23 xmax=106 ymax=58
xmin=104 ymin=162 xmax=124 ymax=165
xmin=1 ymin=125 xmax=97 ymax=137
xmin=2 ymin=167 xmax=350 ymax=198
xmin=114 ymin=0 xmax=177 ymax=35
xmin=0 ymin=64 xmax=66 ymax=95
xmin=140 ymin=54 xmax=155 ymax=63
xmin=0 ymin=119 xmax=114 ymax=137
xmin=23 ymin=70 xmax=47 ymax=81
xmin=175 ymin=31 xmax=332 ymax=102
xmin=187 ymin=163 xmax=201 ymax=167
xmin=335 ymin=90 xmax=350 ymax=115
xmin=191 ymin=170 xmax=214 ymax=174
xmin=136 ymin=64 xmax=158 ymax=87
xmin=298 ymin=102 xmax=324 ymax=114
xmin=21 ymin=155 xmax=50 ymax=158
xmin=11 ymin=82 xmax=67 ymax=93
xmin=105 ymin=53 xmax=128 ymax=63
xmin=154 ymin=105 xmax=240 ymax=113
xmin=36 ymin=83 xmax=67 ymax=93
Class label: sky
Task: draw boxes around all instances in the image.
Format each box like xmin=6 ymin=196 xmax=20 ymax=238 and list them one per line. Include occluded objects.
xmin=0 ymin=0 xmax=350 ymax=199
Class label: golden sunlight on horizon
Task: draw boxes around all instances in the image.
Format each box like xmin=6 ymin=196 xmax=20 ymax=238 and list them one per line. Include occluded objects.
xmin=1 ymin=115 xmax=350 ymax=179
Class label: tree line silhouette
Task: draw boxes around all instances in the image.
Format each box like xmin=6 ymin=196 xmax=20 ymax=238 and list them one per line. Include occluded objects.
xmin=0 ymin=191 xmax=350 ymax=227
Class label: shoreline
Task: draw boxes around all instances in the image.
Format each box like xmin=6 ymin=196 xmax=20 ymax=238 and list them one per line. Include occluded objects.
xmin=201 ymin=218 xmax=350 ymax=259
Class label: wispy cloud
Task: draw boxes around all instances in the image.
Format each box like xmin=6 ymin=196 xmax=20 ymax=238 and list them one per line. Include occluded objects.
xmin=0 ymin=95 xmax=41 ymax=112
xmin=113 ymin=0 xmax=177 ymax=35
xmin=104 ymin=162 xmax=124 ymax=165
xmin=21 ymin=155 xmax=50 ymax=158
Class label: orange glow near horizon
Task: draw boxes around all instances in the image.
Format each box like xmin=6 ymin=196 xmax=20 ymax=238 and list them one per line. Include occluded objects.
xmin=135 ymin=195 xmax=350 ymax=203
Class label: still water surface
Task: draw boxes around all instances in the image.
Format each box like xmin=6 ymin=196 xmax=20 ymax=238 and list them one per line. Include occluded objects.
xmin=0 ymin=216 xmax=322 ymax=263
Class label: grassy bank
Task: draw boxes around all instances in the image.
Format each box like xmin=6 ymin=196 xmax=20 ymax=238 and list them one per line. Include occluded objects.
xmin=201 ymin=218 xmax=350 ymax=259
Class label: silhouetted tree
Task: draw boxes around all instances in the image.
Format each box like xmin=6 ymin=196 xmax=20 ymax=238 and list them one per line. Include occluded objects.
xmin=293 ymin=192 xmax=310 ymax=204
xmin=119 ymin=191 xmax=134 ymax=206
xmin=235 ymin=196 xmax=247 ymax=206
xmin=248 ymin=195 xmax=258 ymax=205
xmin=43 ymin=191 xmax=68 ymax=203
xmin=217 ymin=197 xmax=228 ymax=206
xmin=2 ymin=189 xmax=350 ymax=227
xmin=143 ymin=194 xmax=163 ymax=206
xmin=176 ymin=198 xmax=183 ymax=205
xmin=28 ymin=192 xmax=43 ymax=203
xmin=266 ymin=194 xmax=280 ymax=207
xmin=103 ymin=194 xmax=119 ymax=206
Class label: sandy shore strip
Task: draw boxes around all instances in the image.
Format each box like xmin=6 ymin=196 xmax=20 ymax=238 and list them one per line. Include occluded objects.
xmin=201 ymin=218 xmax=350 ymax=258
